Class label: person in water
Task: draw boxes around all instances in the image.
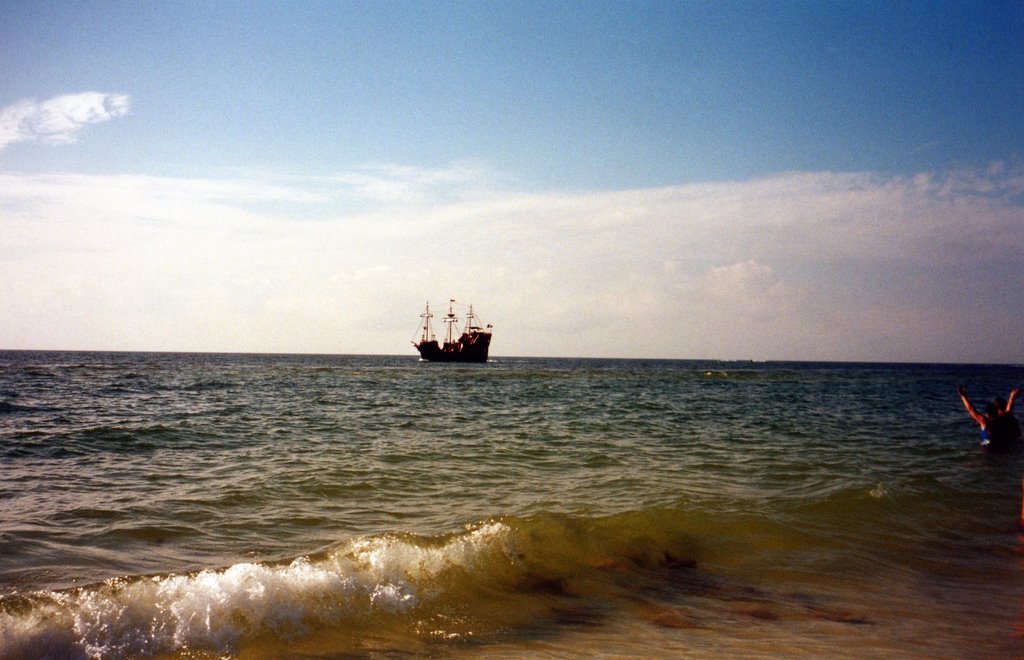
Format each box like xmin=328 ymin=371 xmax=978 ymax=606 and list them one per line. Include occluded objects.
xmin=957 ymin=385 xmax=1022 ymax=452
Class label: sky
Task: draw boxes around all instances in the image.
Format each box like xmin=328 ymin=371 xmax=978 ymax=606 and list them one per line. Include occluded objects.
xmin=1 ymin=1 xmax=1023 ymax=362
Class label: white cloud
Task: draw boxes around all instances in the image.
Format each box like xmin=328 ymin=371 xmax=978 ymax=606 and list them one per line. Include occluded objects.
xmin=0 ymin=92 xmax=130 ymax=151
xmin=1 ymin=163 xmax=1022 ymax=362
xmin=705 ymin=259 xmax=779 ymax=297
xmin=328 ymin=162 xmax=503 ymax=205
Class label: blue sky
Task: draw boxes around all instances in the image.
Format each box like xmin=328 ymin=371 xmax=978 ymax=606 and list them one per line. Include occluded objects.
xmin=2 ymin=1 xmax=1023 ymax=361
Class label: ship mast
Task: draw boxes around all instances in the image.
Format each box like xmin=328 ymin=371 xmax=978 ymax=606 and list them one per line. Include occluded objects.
xmin=444 ymin=299 xmax=458 ymax=346
xmin=420 ymin=302 xmax=434 ymax=343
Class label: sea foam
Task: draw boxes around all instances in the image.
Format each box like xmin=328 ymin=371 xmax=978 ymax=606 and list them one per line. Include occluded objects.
xmin=0 ymin=521 xmax=517 ymax=659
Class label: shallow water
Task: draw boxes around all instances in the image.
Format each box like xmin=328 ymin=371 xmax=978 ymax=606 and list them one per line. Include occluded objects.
xmin=1 ymin=352 xmax=1023 ymax=657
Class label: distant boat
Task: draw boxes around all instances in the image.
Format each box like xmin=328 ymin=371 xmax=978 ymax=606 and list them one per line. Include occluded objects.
xmin=413 ymin=300 xmax=492 ymax=362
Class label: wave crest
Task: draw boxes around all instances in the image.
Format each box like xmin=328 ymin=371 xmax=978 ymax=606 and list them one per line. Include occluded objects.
xmin=0 ymin=520 xmax=519 ymax=659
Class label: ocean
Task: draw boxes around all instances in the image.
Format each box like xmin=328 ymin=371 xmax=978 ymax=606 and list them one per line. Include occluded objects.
xmin=1 ymin=351 xmax=1022 ymax=658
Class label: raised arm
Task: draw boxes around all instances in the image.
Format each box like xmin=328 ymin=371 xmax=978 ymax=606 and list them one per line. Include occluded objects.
xmin=958 ymin=385 xmax=985 ymax=426
xmin=1006 ymin=387 xmax=1021 ymax=413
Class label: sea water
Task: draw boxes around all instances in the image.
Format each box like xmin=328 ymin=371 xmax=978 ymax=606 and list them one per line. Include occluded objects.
xmin=1 ymin=351 xmax=1022 ymax=658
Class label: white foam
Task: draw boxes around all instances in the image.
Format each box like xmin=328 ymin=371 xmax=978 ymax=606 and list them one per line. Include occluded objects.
xmin=344 ymin=520 xmax=516 ymax=580
xmin=0 ymin=520 xmax=520 ymax=659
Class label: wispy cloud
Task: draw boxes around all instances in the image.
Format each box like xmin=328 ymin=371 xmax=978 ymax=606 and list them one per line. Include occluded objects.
xmin=0 ymin=92 xmax=130 ymax=151
xmin=1 ymin=163 xmax=1022 ymax=361
xmin=328 ymin=162 xmax=506 ymax=205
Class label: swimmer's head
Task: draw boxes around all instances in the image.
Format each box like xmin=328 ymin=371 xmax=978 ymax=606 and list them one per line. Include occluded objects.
xmin=986 ymin=402 xmax=1000 ymax=417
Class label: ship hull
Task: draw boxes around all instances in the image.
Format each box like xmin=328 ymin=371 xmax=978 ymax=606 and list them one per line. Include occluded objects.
xmin=415 ymin=334 xmax=491 ymax=363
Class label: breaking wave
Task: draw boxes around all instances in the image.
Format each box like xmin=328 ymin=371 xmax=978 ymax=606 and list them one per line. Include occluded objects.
xmin=0 ymin=520 xmax=526 ymax=658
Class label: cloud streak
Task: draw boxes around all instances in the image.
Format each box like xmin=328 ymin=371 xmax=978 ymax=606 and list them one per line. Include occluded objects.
xmin=1 ymin=163 xmax=1022 ymax=362
xmin=0 ymin=92 xmax=130 ymax=151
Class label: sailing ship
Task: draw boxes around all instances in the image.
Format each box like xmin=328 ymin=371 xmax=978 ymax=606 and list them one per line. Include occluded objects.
xmin=413 ymin=300 xmax=492 ymax=362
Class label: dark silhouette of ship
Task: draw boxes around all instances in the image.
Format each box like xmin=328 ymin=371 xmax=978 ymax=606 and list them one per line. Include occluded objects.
xmin=413 ymin=300 xmax=492 ymax=362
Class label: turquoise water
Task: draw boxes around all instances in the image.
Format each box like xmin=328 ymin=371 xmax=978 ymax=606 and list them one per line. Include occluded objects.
xmin=1 ymin=352 xmax=1023 ymax=658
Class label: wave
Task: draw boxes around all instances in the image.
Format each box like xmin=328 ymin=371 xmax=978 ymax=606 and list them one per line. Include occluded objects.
xmin=0 ymin=401 xmax=32 ymax=415
xmin=0 ymin=520 xmax=516 ymax=658
xmin=0 ymin=396 xmax=61 ymax=416
xmin=0 ymin=510 xmax=875 ymax=659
